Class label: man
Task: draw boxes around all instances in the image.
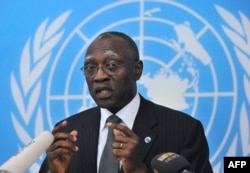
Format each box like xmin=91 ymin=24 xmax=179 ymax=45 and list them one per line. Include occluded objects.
xmin=39 ymin=31 xmax=213 ymax=173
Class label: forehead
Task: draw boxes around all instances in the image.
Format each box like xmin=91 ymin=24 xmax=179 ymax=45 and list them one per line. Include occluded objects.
xmin=85 ymin=37 xmax=130 ymax=61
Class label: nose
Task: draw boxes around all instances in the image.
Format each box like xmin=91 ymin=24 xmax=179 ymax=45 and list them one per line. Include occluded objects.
xmin=93 ymin=66 xmax=109 ymax=81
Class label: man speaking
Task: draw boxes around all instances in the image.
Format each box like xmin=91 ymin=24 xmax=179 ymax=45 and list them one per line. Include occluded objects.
xmin=39 ymin=31 xmax=213 ymax=173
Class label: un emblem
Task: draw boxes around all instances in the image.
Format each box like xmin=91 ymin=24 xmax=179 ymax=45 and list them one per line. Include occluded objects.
xmin=47 ymin=0 xmax=236 ymax=167
xmin=10 ymin=0 xmax=250 ymax=172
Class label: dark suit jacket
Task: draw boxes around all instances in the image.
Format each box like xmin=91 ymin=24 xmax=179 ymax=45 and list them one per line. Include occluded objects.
xmin=39 ymin=96 xmax=213 ymax=173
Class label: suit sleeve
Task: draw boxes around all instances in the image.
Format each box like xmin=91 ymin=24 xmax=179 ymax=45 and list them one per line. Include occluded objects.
xmin=180 ymin=120 xmax=213 ymax=173
xmin=39 ymin=157 xmax=49 ymax=173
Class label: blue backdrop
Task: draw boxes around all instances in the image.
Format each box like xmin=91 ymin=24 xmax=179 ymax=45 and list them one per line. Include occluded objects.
xmin=0 ymin=0 xmax=250 ymax=172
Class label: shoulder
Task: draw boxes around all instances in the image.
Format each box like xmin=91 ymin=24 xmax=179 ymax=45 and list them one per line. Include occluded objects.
xmin=140 ymin=95 xmax=201 ymax=127
xmin=140 ymin=96 xmax=206 ymax=142
xmin=55 ymin=107 xmax=100 ymax=129
xmin=67 ymin=107 xmax=99 ymax=121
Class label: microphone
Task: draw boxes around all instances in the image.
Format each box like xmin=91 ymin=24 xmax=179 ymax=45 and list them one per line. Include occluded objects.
xmin=151 ymin=152 xmax=195 ymax=173
xmin=0 ymin=131 xmax=54 ymax=173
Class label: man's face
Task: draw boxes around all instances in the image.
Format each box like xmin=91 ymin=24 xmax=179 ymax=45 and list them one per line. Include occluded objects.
xmin=84 ymin=37 xmax=142 ymax=113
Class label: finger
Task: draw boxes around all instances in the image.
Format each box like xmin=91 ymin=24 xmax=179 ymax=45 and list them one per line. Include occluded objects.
xmin=52 ymin=121 xmax=68 ymax=134
xmin=69 ymin=130 xmax=78 ymax=142
xmin=47 ymin=147 xmax=74 ymax=162
xmin=113 ymin=142 xmax=125 ymax=149
xmin=107 ymin=123 xmax=137 ymax=139
xmin=113 ymin=129 xmax=129 ymax=144
xmin=112 ymin=146 xmax=128 ymax=161
xmin=48 ymin=139 xmax=79 ymax=153
xmin=113 ymin=128 xmax=126 ymax=136
xmin=50 ymin=147 xmax=74 ymax=156
xmin=49 ymin=130 xmax=79 ymax=154
xmin=53 ymin=131 xmax=77 ymax=143
xmin=70 ymin=130 xmax=78 ymax=137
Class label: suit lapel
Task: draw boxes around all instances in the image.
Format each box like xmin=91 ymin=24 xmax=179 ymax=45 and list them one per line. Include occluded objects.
xmin=80 ymin=108 xmax=101 ymax=173
xmin=132 ymin=96 xmax=158 ymax=161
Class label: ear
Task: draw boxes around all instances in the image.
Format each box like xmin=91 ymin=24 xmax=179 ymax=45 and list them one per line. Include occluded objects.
xmin=134 ymin=60 xmax=143 ymax=80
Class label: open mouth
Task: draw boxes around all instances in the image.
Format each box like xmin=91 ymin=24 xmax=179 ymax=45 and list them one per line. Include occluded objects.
xmin=95 ymin=87 xmax=113 ymax=99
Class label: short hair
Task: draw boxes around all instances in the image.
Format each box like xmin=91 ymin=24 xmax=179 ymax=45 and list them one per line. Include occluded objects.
xmin=94 ymin=31 xmax=140 ymax=61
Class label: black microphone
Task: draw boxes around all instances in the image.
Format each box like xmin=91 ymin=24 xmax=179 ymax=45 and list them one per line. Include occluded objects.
xmin=151 ymin=152 xmax=195 ymax=173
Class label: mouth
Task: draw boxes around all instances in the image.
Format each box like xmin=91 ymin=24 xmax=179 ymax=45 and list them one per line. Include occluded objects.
xmin=94 ymin=86 xmax=113 ymax=99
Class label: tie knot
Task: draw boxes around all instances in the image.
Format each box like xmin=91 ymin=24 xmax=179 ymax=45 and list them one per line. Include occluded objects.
xmin=107 ymin=114 xmax=121 ymax=123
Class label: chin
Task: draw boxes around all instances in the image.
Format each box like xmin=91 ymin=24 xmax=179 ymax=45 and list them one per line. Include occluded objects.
xmin=98 ymin=102 xmax=121 ymax=113
xmin=96 ymin=100 xmax=113 ymax=108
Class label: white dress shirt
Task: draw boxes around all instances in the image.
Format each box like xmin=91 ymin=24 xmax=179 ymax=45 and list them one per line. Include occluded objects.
xmin=97 ymin=93 xmax=140 ymax=172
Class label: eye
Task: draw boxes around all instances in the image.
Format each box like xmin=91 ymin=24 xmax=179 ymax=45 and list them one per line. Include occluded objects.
xmin=105 ymin=61 xmax=119 ymax=71
xmin=84 ymin=64 xmax=97 ymax=71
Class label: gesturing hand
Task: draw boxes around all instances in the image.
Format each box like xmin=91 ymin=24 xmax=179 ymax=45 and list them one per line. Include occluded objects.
xmin=106 ymin=122 xmax=148 ymax=173
xmin=46 ymin=121 xmax=79 ymax=173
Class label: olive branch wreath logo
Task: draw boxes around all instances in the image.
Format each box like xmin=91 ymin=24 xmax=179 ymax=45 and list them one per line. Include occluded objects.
xmin=213 ymin=5 xmax=250 ymax=172
xmin=10 ymin=10 xmax=71 ymax=172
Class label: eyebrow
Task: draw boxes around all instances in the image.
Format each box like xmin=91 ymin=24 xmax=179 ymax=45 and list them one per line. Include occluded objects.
xmin=85 ymin=50 xmax=118 ymax=61
xmin=104 ymin=50 xmax=118 ymax=57
xmin=85 ymin=55 xmax=92 ymax=61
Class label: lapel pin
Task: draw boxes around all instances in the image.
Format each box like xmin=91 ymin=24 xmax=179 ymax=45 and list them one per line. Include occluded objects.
xmin=144 ymin=136 xmax=151 ymax=143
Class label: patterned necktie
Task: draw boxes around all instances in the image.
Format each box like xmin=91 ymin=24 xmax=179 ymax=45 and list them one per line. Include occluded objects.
xmin=99 ymin=114 xmax=121 ymax=173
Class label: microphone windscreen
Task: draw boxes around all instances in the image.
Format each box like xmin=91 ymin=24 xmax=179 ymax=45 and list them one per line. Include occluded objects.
xmin=151 ymin=152 xmax=190 ymax=173
xmin=0 ymin=131 xmax=54 ymax=173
